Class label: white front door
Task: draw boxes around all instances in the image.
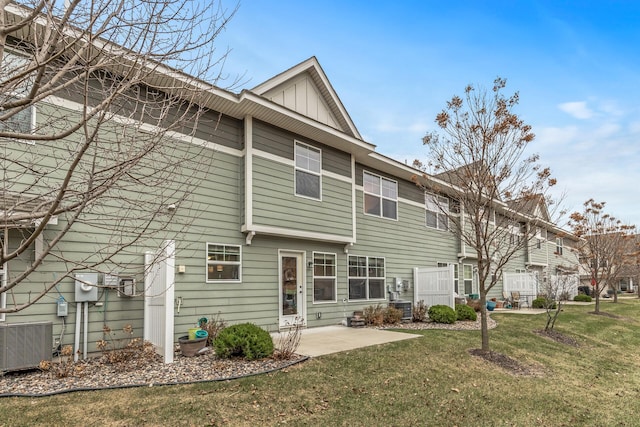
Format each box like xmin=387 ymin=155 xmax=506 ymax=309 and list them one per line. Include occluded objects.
xmin=279 ymin=251 xmax=306 ymax=328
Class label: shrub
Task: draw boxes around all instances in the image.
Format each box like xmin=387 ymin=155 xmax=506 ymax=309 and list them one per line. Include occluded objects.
xmin=532 ymin=297 xmax=557 ymax=309
xmin=455 ymin=304 xmax=477 ymax=321
xmin=96 ymin=324 xmax=155 ymax=364
xmin=574 ymin=294 xmax=592 ymax=302
xmin=213 ymin=323 xmax=274 ymax=360
xmin=428 ymin=305 xmax=457 ymax=324
xmin=363 ymin=304 xmax=385 ymax=326
xmin=413 ymin=300 xmax=428 ymax=322
xmin=383 ymin=306 xmax=403 ymax=324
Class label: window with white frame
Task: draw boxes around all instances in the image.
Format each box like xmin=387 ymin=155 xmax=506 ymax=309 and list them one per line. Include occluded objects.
xmin=509 ymin=223 xmax=523 ymax=245
xmin=0 ymin=50 xmax=35 ymax=137
xmin=206 ymin=243 xmax=241 ymax=282
xmin=313 ymin=252 xmax=336 ymax=303
xmin=363 ymin=171 xmax=397 ymax=220
xmin=294 ymin=141 xmax=321 ymax=199
xmin=556 ymin=238 xmax=563 ymax=255
xmin=426 ymin=193 xmax=448 ymax=230
xmin=535 ymin=227 xmax=542 ymax=249
xmin=348 ymin=255 xmax=385 ymax=300
xmin=463 ymin=264 xmax=474 ymax=295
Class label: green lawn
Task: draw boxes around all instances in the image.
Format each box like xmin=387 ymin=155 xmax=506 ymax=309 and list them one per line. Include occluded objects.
xmin=2 ymin=299 xmax=640 ymax=426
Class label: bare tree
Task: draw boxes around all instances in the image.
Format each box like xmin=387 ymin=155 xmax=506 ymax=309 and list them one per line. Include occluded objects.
xmin=416 ymin=78 xmax=558 ymax=352
xmin=539 ymin=272 xmax=577 ymax=332
xmin=569 ymin=200 xmax=636 ymax=312
xmin=0 ymin=1 xmax=237 ymax=313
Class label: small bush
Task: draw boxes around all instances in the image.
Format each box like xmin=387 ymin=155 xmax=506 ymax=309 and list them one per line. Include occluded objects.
xmin=413 ymin=300 xmax=428 ymax=322
xmin=383 ymin=306 xmax=403 ymax=324
xmin=574 ymin=294 xmax=592 ymax=302
xmin=213 ymin=323 xmax=274 ymax=360
xmin=532 ymin=297 xmax=557 ymax=309
xmin=428 ymin=305 xmax=457 ymax=324
xmin=455 ymin=304 xmax=477 ymax=321
xmin=363 ymin=304 xmax=385 ymax=326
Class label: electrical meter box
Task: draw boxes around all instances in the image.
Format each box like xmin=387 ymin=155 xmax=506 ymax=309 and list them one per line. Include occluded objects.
xmin=74 ymin=272 xmax=99 ymax=302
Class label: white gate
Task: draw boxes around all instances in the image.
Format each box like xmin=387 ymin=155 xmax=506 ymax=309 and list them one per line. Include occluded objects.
xmin=144 ymin=240 xmax=175 ymax=364
xmin=548 ymin=274 xmax=580 ymax=300
xmin=413 ymin=266 xmax=455 ymax=308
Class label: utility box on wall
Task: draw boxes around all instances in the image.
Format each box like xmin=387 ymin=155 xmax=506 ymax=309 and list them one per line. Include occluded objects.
xmin=74 ymin=272 xmax=99 ymax=302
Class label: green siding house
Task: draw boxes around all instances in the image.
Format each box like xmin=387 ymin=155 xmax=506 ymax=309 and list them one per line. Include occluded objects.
xmin=1 ymin=22 xmax=580 ymax=362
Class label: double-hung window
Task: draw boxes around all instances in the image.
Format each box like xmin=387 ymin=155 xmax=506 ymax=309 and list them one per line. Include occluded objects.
xmin=295 ymin=141 xmax=321 ymax=199
xmin=0 ymin=50 xmax=35 ymax=137
xmin=348 ymin=255 xmax=385 ymax=300
xmin=363 ymin=171 xmax=397 ymax=220
xmin=313 ymin=252 xmax=336 ymax=303
xmin=425 ymin=192 xmax=448 ymax=230
xmin=556 ymin=238 xmax=564 ymax=255
xmin=206 ymin=243 xmax=241 ymax=283
xmin=463 ymin=264 xmax=474 ymax=294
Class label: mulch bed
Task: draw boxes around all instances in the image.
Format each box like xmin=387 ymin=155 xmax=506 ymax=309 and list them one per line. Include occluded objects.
xmin=469 ymin=349 xmax=537 ymax=376
xmin=534 ymin=329 xmax=579 ymax=347
xmin=0 ymin=350 xmax=307 ymax=398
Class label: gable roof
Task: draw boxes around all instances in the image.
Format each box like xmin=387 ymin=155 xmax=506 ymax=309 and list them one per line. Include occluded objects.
xmin=251 ymin=57 xmax=361 ymax=140
xmin=507 ymin=194 xmax=551 ymax=223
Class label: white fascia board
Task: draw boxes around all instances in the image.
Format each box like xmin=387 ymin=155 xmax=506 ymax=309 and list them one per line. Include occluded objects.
xmin=238 ymin=92 xmax=375 ymax=153
xmin=241 ymin=224 xmax=355 ymax=245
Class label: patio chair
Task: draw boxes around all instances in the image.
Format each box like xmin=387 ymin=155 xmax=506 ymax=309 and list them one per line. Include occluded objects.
xmin=511 ymin=291 xmax=523 ymax=309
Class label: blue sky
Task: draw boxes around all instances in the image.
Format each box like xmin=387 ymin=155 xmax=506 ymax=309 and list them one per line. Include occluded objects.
xmin=214 ymin=1 xmax=640 ymax=227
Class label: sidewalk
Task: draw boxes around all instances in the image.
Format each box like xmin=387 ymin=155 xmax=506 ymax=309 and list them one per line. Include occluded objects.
xmin=272 ymin=325 xmax=421 ymax=357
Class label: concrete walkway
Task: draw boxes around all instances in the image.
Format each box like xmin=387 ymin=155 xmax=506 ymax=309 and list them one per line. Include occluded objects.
xmin=272 ymin=325 xmax=422 ymax=357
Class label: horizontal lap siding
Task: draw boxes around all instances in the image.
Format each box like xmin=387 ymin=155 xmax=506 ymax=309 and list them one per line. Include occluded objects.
xmin=3 ymin=98 xmax=247 ymax=348
xmin=351 ymin=191 xmax=458 ymax=302
xmin=252 ymin=156 xmax=352 ymax=237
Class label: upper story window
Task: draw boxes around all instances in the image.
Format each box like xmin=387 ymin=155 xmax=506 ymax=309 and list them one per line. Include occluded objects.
xmin=294 ymin=141 xmax=321 ymax=200
xmin=509 ymin=223 xmax=524 ymax=245
xmin=0 ymin=50 xmax=35 ymax=138
xmin=425 ymin=193 xmax=448 ymax=230
xmin=206 ymin=243 xmax=241 ymax=283
xmin=556 ymin=238 xmax=564 ymax=255
xmin=535 ymin=227 xmax=542 ymax=249
xmin=363 ymin=171 xmax=397 ymax=220
xmin=313 ymin=252 xmax=336 ymax=303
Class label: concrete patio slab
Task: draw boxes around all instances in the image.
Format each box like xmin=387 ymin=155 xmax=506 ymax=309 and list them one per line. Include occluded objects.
xmin=272 ymin=325 xmax=422 ymax=357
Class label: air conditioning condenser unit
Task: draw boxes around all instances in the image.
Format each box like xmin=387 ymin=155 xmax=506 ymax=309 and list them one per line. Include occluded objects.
xmin=0 ymin=321 xmax=52 ymax=373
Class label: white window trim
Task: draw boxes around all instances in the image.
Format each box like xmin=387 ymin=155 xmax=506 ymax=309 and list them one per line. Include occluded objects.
xmin=363 ymin=171 xmax=398 ymax=221
xmin=556 ymin=238 xmax=564 ymax=255
xmin=425 ymin=192 xmax=449 ymax=231
xmin=312 ymin=251 xmax=337 ymax=304
xmin=206 ymin=243 xmax=242 ymax=283
xmin=294 ymin=140 xmax=322 ymax=201
xmin=463 ymin=264 xmax=475 ymax=295
xmin=1 ymin=49 xmax=36 ymax=144
xmin=347 ymin=255 xmax=387 ymax=301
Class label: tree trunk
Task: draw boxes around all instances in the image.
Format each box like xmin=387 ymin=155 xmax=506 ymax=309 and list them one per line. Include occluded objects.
xmin=480 ymin=293 xmax=489 ymax=352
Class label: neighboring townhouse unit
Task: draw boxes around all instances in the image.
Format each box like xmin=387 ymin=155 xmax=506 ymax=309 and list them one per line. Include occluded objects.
xmin=1 ymin=12 xmax=579 ymax=361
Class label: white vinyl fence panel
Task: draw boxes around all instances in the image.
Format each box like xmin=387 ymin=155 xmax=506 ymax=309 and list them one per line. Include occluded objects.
xmin=414 ymin=266 xmax=455 ymax=308
xmin=144 ymin=240 xmax=175 ymax=364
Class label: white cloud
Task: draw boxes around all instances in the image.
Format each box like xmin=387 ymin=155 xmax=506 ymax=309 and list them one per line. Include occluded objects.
xmin=558 ymin=101 xmax=594 ymax=119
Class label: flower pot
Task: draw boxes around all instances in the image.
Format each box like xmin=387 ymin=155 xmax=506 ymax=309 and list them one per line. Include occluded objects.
xmin=178 ymin=335 xmax=207 ymax=357
xmin=486 ymin=301 xmax=496 ymax=311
